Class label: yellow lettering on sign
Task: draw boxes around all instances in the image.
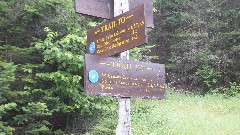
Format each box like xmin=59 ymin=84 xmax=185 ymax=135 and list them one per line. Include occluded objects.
xmin=92 ymin=18 xmax=145 ymax=54
xmin=106 ymin=86 xmax=113 ymax=90
xmin=132 ymin=36 xmax=138 ymax=40
xmin=94 ymin=29 xmax=101 ymax=35
xmin=97 ymin=20 xmax=117 ymax=34
xmin=101 ymin=84 xmax=114 ymax=90
xmin=132 ymin=29 xmax=138 ymax=34
xmin=101 ymin=84 xmax=105 ymax=89
xmin=100 ymin=71 xmax=165 ymax=93
xmin=94 ymin=14 xmax=134 ymax=35
xmin=102 ymin=72 xmax=107 ymax=77
xmin=97 ymin=45 xmax=101 ymax=48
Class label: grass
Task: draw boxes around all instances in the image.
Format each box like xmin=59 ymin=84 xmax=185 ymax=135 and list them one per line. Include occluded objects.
xmin=86 ymin=91 xmax=240 ymax=135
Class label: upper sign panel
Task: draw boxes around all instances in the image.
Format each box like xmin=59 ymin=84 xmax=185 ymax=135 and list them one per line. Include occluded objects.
xmin=74 ymin=0 xmax=114 ymax=19
xmin=74 ymin=0 xmax=154 ymax=27
xmin=87 ymin=4 xmax=147 ymax=57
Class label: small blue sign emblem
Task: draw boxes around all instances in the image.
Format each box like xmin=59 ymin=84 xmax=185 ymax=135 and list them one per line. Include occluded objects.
xmin=88 ymin=70 xmax=99 ymax=83
xmin=89 ymin=42 xmax=96 ymax=53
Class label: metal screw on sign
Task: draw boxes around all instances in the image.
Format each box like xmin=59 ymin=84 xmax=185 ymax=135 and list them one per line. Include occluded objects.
xmin=88 ymin=70 xmax=99 ymax=83
xmin=89 ymin=42 xmax=96 ymax=53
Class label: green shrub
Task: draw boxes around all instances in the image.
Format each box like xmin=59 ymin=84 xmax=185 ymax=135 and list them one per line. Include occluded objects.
xmin=197 ymin=65 xmax=221 ymax=93
xmin=217 ymin=82 xmax=240 ymax=97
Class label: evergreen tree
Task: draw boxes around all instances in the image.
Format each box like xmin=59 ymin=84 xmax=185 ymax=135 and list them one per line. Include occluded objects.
xmin=0 ymin=0 xmax=112 ymax=134
xmin=151 ymin=0 xmax=240 ymax=93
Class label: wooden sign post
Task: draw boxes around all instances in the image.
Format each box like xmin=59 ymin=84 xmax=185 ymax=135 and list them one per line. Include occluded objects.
xmin=114 ymin=1 xmax=131 ymax=134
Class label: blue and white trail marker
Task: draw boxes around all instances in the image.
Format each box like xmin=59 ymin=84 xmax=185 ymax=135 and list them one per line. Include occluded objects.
xmin=89 ymin=42 xmax=96 ymax=53
xmin=88 ymin=70 xmax=99 ymax=83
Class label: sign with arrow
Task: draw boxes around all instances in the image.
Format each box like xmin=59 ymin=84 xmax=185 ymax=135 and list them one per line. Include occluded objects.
xmin=87 ymin=4 xmax=147 ymax=57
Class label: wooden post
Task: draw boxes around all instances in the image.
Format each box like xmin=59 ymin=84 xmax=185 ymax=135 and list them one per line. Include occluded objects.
xmin=114 ymin=0 xmax=131 ymax=135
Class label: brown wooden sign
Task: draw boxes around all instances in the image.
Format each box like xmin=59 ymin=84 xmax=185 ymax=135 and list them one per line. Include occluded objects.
xmin=87 ymin=4 xmax=147 ymax=57
xmin=84 ymin=54 xmax=166 ymax=99
xmin=74 ymin=0 xmax=114 ymax=19
xmin=74 ymin=0 xmax=153 ymax=27
xmin=129 ymin=0 xmax=154 ymax=28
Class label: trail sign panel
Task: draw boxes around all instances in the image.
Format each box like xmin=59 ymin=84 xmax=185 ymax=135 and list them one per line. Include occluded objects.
xmin=74 ymin=0 xmax=114 ymax=19
xmin=74 ymin=0 xmax=153 ymax=28
xmin=87 ymin=4 xmax=147 ymax=57
xmin=84 ymin=54 xmax=166 ymax=99
xmin=129 ymin=0 xmax=154 ymax=28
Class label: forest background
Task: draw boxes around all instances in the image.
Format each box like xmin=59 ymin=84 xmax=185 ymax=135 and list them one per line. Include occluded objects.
xmin=0 ymin=0 xmax=239 ymax=134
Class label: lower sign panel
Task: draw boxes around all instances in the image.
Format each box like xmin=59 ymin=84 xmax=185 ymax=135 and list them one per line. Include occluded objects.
xmin=84 ymin=54 xmax=166 ymax=99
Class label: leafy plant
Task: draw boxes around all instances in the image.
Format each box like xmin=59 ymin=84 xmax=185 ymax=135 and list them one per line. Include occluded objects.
xmin=129 ymin=45 xmax=157 ymax=61
xmin=197 ymin=65 xmax=221 ymax=93
xmin=215 ymin=82 xmax=240 ymax=97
